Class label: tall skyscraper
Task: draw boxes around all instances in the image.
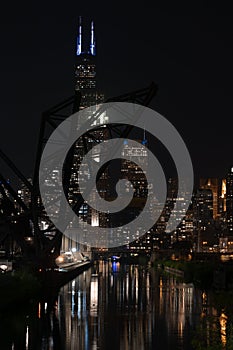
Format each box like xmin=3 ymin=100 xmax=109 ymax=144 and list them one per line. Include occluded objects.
xmin=69 ymin=16 xmax=107 ymax=208
xmin=63 ymin=17 xmax=109 ymax=251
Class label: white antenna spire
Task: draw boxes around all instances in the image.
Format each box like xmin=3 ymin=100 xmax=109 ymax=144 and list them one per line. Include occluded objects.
xmin=90 ymin=20 xmax=96 ymax=55
xmin=76 ymin=16 xmax=82 ymax=55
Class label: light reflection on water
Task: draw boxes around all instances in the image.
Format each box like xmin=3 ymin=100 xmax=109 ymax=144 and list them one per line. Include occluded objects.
xmin=1 ymin=261 xmax=232 ymax=349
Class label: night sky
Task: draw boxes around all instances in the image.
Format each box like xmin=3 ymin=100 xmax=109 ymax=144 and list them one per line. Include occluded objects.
xmin=0 ymin=2 xmax=232 ymax=184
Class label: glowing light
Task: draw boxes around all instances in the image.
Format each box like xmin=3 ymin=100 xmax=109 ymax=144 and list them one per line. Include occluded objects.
xmin=112 ymin=261 xmax=120 ymax=272
xmin=38 ymin=303 xmax=41 ymax=319
xmin=25 ymin=326 xmax=29 ymax=350
xmin=220 ymin=312 xmax=228 ymax=345
xmin=56 ymin=256 xmax=64 ymax=264
xmin=141 ymin=139 xmax=147 ymax=145
xmin=221 ymin=179 xmax=226 ymax=198
xmin=0 ymin=264 xmax=7 ymax=272
xmin=90 ymin=275 xmax=98 ymax=316
xmin=111 ymin=255 xmax=120 ymax=261
xmin=91 ymin=210 xmax=99 ymax=227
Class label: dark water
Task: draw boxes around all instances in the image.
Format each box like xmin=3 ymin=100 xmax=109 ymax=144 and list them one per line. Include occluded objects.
xmin=0 ymin=261 xmax=230 ymax=349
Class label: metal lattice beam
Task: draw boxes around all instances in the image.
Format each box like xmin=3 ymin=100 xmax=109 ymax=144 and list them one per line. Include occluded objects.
xmin=0 ymin=82 xmax=158 ymax=267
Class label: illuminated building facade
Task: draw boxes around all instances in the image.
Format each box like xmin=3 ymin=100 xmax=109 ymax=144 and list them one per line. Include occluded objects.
xmin=219 ymin=178 xmax=227 ymax=214
xmin=226 ymin=167 xmax=233 ymax=232
xmin=121 ymin=139 xmax=149 ymax=198
xmin=116 ymin=138 xmax=151 ymax=247
xmin=160 ymin=178 xmax=193 ymax=245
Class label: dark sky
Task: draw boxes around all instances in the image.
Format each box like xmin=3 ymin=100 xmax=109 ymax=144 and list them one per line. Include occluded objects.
xmin=0 ymin=2 xmax=232 ymax=183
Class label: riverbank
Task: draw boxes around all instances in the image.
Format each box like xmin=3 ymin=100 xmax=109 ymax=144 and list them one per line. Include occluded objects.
xmin=0 ymin=270 xmax=41 ymax=310
xmin=0 ymin=261 xmax=92 ymax=310
xmin=156 ymin=259 xmax=233 ymax=289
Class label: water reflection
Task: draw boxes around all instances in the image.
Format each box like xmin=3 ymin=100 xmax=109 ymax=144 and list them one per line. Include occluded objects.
xmin=219 ymin=312 xmax=227 ymax=346
xmin=45 ymin=262 xmax=197 ymax=349
xmin=2 ymin=262 xmax=233 ymax=349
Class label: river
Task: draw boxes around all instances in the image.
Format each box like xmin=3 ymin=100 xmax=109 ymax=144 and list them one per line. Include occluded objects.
xmin=0 ymin=260 xmax=230 ymax=349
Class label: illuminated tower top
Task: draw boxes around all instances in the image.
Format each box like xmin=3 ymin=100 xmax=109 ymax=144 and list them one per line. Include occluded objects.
xmin=75 ymin=16 xmax=99 ymax=103
xmin=76 ymin=16 xmax=96 ymax=57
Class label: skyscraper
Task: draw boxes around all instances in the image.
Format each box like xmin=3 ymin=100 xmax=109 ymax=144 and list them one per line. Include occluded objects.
xmin=63 ymin=17 xmax=109 ymax=251
xmin=69 ymin=16 xmax=107 ymax=210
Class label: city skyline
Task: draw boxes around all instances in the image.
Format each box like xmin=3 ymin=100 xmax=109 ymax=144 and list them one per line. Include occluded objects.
xmin=0 ymin=3 xmax=232 ymax=182
xmin=1 ymin=5 xmax=233 ymax=350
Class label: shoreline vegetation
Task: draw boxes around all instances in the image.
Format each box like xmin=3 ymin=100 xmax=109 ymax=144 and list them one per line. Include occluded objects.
xmin=0 ymin=260 xmax=92 ymax=310
xmin=155 ymin=258 xmax=233 ymax=290
xmin=155 ymin=259 xmax=233 ymax=350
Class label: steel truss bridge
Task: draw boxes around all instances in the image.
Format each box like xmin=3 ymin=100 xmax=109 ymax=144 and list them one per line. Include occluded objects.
xmin=0 ymin=83 xmax=157 ymax=268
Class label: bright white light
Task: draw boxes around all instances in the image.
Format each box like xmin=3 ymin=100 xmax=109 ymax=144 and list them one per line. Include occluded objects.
xmin=56 ymin=256 xmax=64 ymax=263
xmin=26 ymin=325 xmax=29 ymax=350
xmin=71 ymin=247 xmax=77 ymax=253
xmin=0 ymin=264 xmax=7 ymax=271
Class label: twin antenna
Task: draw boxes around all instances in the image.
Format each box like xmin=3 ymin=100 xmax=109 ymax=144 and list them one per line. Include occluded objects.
xmin=76 ymin=16 xmax=96 ymax=56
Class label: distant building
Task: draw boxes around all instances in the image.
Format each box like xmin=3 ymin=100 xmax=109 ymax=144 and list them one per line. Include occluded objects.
xmin=192 ymin=188 xmax=214 ymax=252
xmin=108 ymin=138 xmax=151 ymax=247
xmin=193 ymin=189 xmax=213 ymax=230
xmin=219 ymin=178 xmax=227 ymax=214
xmin=121 ymin=139 xmax=149 ymax=199
xmin=165 ymin=178 xmax=193 ymax=244
xmin=226 ymin=167 xmax=233 ymax=233
xmin=199 ymin=178 xmax=219 ymax=219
